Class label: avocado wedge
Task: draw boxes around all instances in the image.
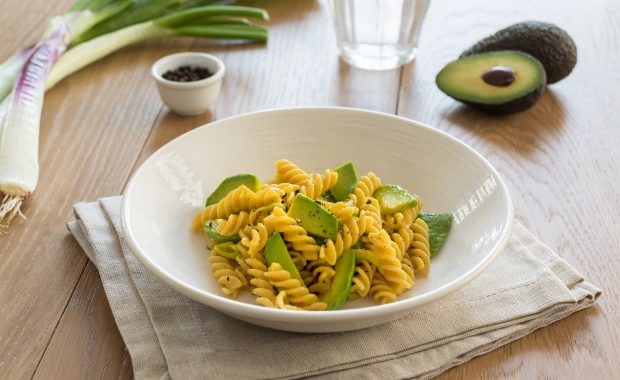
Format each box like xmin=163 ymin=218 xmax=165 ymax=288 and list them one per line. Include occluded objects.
xmin=419 ymin=213 xmax=453 ymax=256
xmin=330 ymin=161 xmax=359 ymax=201
xmin=206 ymin=173 xmax=260 ymax=206
xmin=373 ymin=184 xmax=418 ymax=213
xmin=460 ymin=21 xmax=576 ymax=84
xmin=204 ymin=221 xmax=241 ymax=243
xmin=288 ymin=194 xmax=338 ymax=240
xmin=212 ymin=242 xmax=241 ymax=259
xmin=436 ymin=51 xmax=546 ymax=114
xmin=264 ymin=233 xmax=303 ymax=283
xmin=321 ymin=249 xmax=356 ymax=310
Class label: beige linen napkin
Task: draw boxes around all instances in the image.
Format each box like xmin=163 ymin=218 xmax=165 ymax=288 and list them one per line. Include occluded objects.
xmin=67 ymin=197 xmax=600 ymax=380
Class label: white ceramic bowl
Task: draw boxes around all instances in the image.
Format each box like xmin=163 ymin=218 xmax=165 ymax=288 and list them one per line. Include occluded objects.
xmin=122 ymin=107 xmax=513 ymax=333
xmin=151 ymin=52 xmax=225 ymax=115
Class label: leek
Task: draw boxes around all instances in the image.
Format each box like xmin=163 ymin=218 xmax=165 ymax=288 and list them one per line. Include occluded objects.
xmin=0 ymin=1 xmax=269 ymax=229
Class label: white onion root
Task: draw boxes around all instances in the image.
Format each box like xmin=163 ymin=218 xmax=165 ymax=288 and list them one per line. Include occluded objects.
xmin=0 ymin=194 xmax=25 ymax=231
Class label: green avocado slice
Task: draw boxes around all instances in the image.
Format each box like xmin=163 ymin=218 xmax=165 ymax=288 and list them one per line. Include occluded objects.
xmin=288 ymin=194 xmax=338 ymax=240
xmin=264 ymin=233 xmax=303 ymax=283
xmin=330 ymin=161 xmax=359 ymax=201
xmin=321 ymin=249 xmax=356 ymax=310
xmin=419 ymin=213 xmax=453 ymax=256
xmin=206 ymin=173 xmax=260 ymax=206
xmin=373 ymin=184 xmax=418 ymax=213
xmin=212 ymin=242 xmax=241 ymax=259
xmin=203 ymin=221 xmax=241 ymax=243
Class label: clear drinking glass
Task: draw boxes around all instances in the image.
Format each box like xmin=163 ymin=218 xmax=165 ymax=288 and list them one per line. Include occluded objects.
xmin=331 ymin=0 xmax=430 ymax=70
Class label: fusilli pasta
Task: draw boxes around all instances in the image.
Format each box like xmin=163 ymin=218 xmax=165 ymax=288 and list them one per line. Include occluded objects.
xmin=193 ymin=159 xmax=443 ymax=309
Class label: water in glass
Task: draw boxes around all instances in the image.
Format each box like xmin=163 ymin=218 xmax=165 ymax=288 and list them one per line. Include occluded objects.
xmin=332 ymin=0 xmax=429 ymax=70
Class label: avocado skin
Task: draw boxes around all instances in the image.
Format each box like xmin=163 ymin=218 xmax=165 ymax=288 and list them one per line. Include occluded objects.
xmin=460 ymin=21 xmax=577 ymax=84
xmin=463 ymin=83 xmax=545 ymax=114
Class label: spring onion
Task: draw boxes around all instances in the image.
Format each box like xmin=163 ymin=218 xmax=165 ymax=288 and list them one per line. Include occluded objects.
xmin=47 ymin=6 xmax=269 ymax=89
xmin=0 ymin=0 xmax=269 ymax=229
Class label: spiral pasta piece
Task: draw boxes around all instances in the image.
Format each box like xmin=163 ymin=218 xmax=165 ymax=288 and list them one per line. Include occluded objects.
xmin=401 ymin=254 xmax=416 ymax=285
xmin=267 ymin=183 xmax=301 ymax=208
xmin=209 ymin=254 xmax=246 ymax=298
xmin=300 ymin=269 xmax=314 ymax=287
xmin=370 ymin=272 xmax=397 ymax=304
xmin=193 ymin=185 xmax=282 ymax=230
xmin=265 ymin=263 xmax=327 ymax=310
xmin=327 ymin=201 xmax=357 ymax=223
xmin=275 ymin=291 xmax=303 ymax=310
xmin=349 ymin=259 xmax=375 ymax=299
xmin=391 ymin=225 xmax=414 ymax=260
xmin=239 ymin=223 xmax=270 ymax=258
xmin=274 ymin=159 xmax=311 ymax=185
xmin=383 ymin=208 xmax=415 ymax=232
xmin=319 ymin=211 xmax=372 ymax=265
xmin=409 ymin=218 xmax=431 ymax=275
xmin=245 ymin=257 xmax=277 ymax=308
xmin=263 ymin=207 xmax=320 ymax=260
xmin=364 ymin=229 xmax=412 ymax=294
xmin=360 ymin=197 xmax=382 ymax=230
xmin=248 ymin=203 xmax=283 ymax=225
xmin=216 ymin=212 xmax=251 ymax=236
xmin=306 ymin=260 xmax=335 ymax=295
xmin=300 ymin=170 xmax=339 ymax=199
xmin=351 ymin=173 xmax=382 ymax=209
xmin=289 ymin=250 xmax=307 ymax=271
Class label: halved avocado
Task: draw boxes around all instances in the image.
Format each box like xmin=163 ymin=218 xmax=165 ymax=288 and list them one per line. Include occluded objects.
xmin=206 ymin=174 xmax=260 ymax=206
xmin=436 ymin=51 xmax=546 ymax=114
xmin=460 ymin=21 xmax=577 ymax=84
xmin=288 ymin=194 xmax=338 ymax=240
xmin=330 ymin=161 xmax=359 ymax=201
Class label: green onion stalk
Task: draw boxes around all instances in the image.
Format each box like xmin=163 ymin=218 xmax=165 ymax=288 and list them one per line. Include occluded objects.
xmin=0 ymin=0 xmax=269 ymax=229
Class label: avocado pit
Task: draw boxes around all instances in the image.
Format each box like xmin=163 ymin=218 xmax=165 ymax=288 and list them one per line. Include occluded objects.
xmin=482 ymin=66 xmax=516 ymax=87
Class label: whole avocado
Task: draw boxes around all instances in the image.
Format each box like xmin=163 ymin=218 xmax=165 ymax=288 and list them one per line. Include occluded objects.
xmin=460 ymin=21 xmax=577 ymax=84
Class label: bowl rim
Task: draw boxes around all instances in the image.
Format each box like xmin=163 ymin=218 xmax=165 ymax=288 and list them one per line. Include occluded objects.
xmin=151 ymin=52 xmax=225 ymax=89
xmin=121 ymin=106 xmax=514 ymax=323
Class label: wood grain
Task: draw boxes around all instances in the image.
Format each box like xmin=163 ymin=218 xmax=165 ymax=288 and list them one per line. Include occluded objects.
xmin=34 ymin=263 xmax=133 ymax=380
xmin=17 ymin=0 xmax=400 ymax=378
xmin=399 ymin=0 xmax=620 ymax=378
xmin=0 ymin=0 xmax=617 ymax=379
xmin=0 ymin=2 xmax=194 ymax=378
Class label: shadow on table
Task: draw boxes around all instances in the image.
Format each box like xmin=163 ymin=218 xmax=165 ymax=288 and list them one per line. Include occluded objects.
xmin=444 ymin=90 xmax=567 ymax=156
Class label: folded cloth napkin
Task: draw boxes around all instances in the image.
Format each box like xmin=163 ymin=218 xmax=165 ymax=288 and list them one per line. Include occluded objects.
xmin=67 ymin=197 xmax=600 ymax=380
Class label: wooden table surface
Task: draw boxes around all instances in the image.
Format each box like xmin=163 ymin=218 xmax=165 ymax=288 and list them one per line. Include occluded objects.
xmin=1 ymin=0 xmax=618 ymax=379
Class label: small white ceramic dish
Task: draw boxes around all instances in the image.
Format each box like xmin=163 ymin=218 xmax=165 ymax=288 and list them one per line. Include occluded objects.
xmin=121 ymin=107 xmax=513 ymax=333
xmin=151 ymin=52 xmax=225 ymax=115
